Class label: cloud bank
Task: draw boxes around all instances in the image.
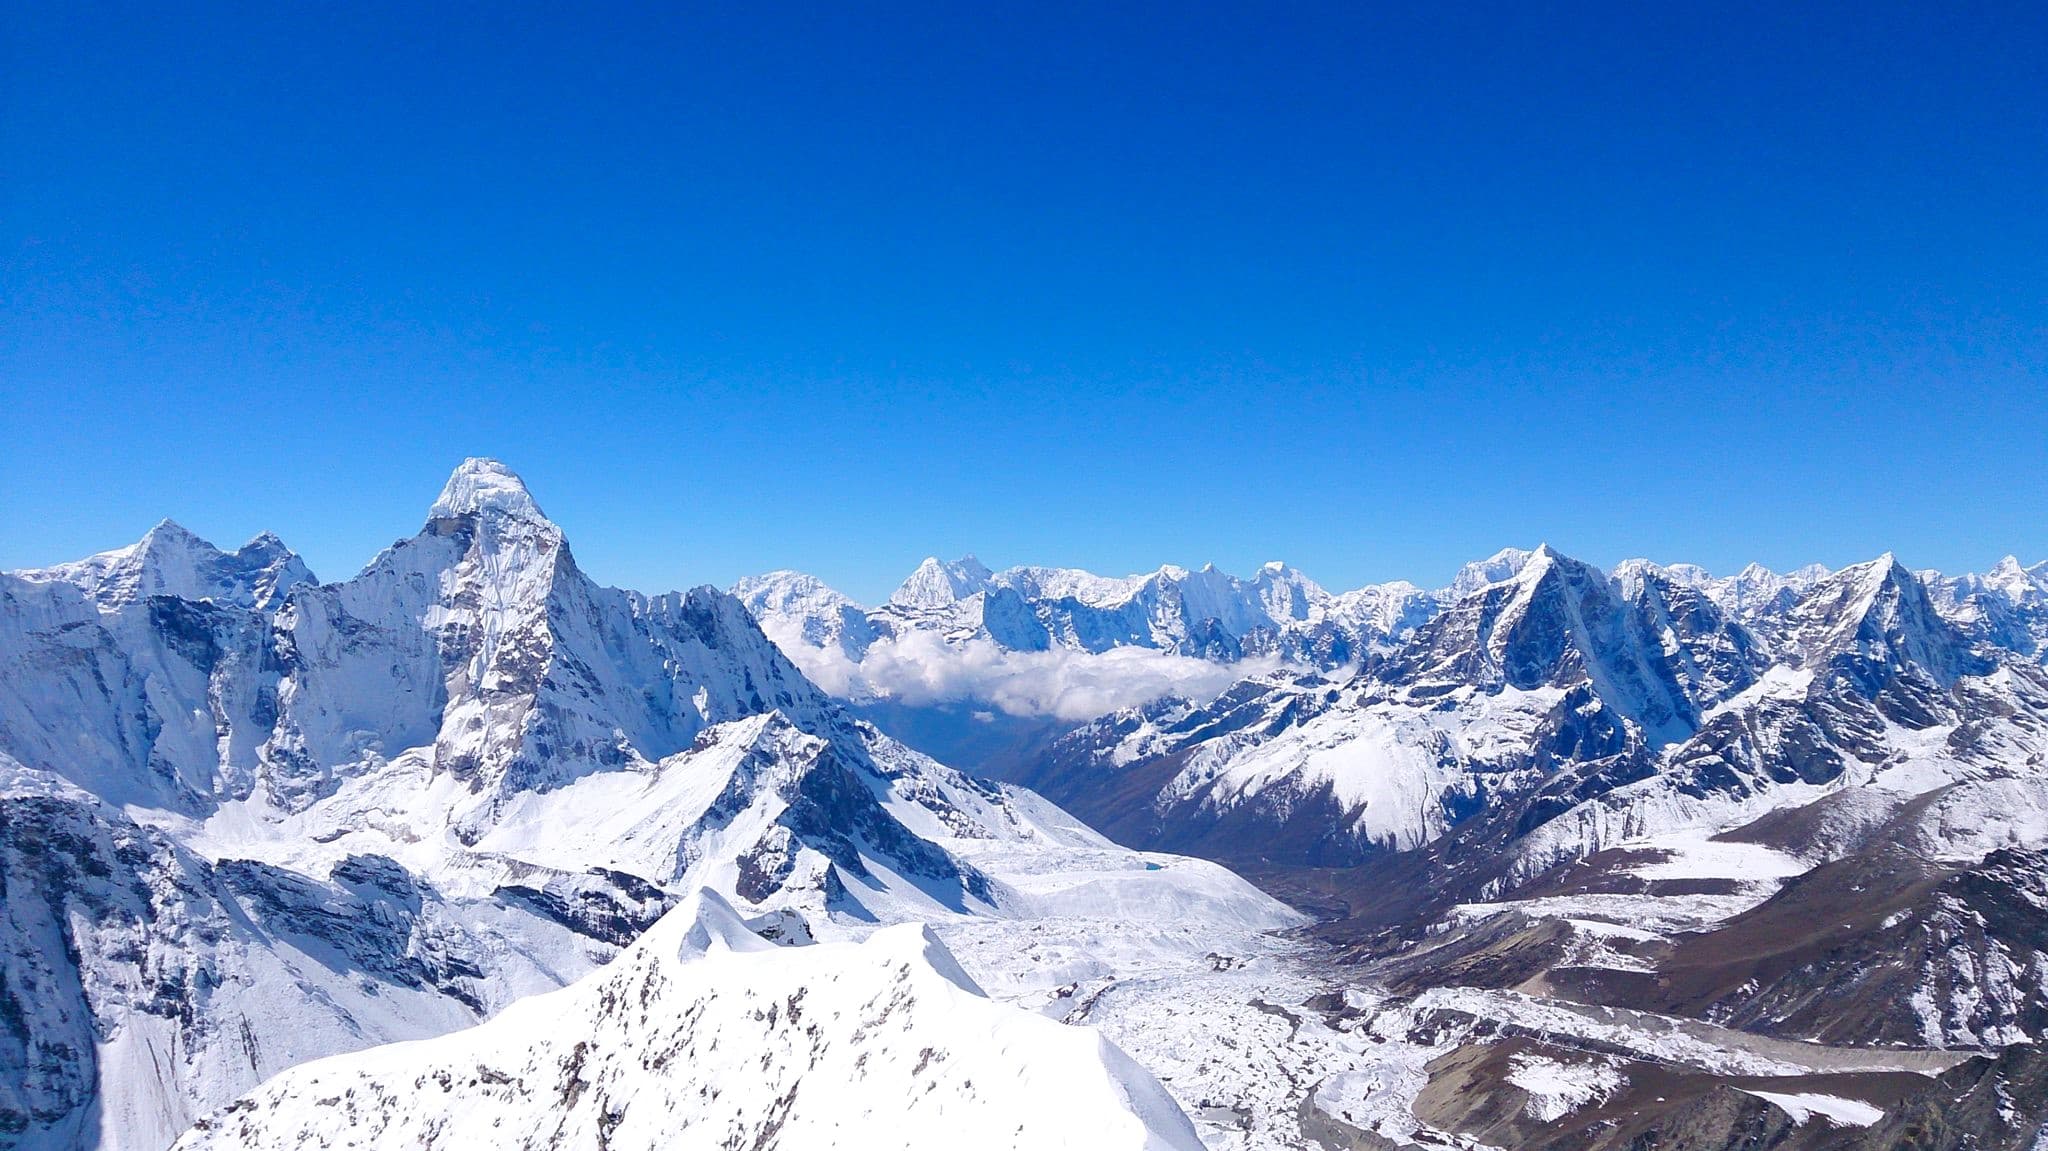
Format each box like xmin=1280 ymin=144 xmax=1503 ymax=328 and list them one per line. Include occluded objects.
xmin=761 ymin=625 xmax=1278 ymax=721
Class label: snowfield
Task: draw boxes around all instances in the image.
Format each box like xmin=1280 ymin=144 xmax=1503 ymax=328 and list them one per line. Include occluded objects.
xmin=171 ymin=891 xmax=1206 ymax=1151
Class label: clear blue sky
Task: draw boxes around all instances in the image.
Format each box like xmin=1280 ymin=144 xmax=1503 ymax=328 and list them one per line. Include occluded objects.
xmin=4 ymin=2 xmax=2043 ymax=603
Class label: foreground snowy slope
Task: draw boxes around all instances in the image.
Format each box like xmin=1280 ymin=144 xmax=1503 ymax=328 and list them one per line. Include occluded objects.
xmin=174 ymin=890 xmax=1203 ymax=1151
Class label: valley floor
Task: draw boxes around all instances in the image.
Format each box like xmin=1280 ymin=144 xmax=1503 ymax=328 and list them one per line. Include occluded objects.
xmin=927 ymin=830 xmax=2018 ymax=1151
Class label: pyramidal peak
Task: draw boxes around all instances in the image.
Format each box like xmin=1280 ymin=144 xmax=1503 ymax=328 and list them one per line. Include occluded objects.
xmin=1444 ymin=545 xmax=1537 ymax=599
xmin=428 ymin=457 xmax=548 ymax=523
xmin=1505 ymin=543 xmax=1601 ymax=592
xmin=1843 ymin=551 xmax=1908 ymax=587
xmin=1982 ymin=554 xmax=2046 ymax=598
xmin=141 ymin=516 xmax=209 ymax=548
xmin=888 ymin=554 xmax=992 ymax=609
xmin=1508 ymin=544 xmax=1554 ymax=584
xmin=123 ymin=518 xmax=225 ymax=570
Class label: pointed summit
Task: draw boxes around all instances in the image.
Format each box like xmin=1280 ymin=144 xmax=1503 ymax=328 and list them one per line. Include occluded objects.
xmin=1791 ymin=554 xmax=1984 ymax=687
xmin=1246 ymin=561 xmax=1328 ymax=625
xmin=428 ymin=457 xmax=547 ymax=523
xmin=1610 ymin=557 xmax=1716 ymax=599
xmin=226 ymin=532 xmax=316 ymax=608
xmin=1981 ymin=555 xmax=2042 ymax=599
xmin=1444 ymin=546 xmax=1536 ymax=600
xmin=142 ymin=517 xmax=206 ymax=546
xmin=889 ymin=555 xmax=993 ymax=610
xmin=126 ymin=518 xmax=226 ymax=583
xmin=13 ymin=518 xmax=311 ymax=611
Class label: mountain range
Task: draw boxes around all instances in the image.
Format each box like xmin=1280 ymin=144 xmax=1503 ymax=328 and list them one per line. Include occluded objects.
xmin=0 ymin=460 xmax=1291 ymax=1150
xmin=6 ymin=458 xmax=2048 ymax=1150
xmin=739 ymin=546 xmax=2047 ymax=685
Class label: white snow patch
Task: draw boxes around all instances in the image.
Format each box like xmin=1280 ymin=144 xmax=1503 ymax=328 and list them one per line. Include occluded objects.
xmin=1742 ymin=1090 xmax=1885 ymax=1128
xmin=1505 ymin=1053 xmax=1625 ymax=1122
xmin=1623 ymin=835 xmax=1808 ymax=883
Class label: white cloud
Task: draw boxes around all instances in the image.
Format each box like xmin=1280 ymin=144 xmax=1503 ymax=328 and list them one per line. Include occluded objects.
xmin=759 ymin=622 xmax=1276 ymax=721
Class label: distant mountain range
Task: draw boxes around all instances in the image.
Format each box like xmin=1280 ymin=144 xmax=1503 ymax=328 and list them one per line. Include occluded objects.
xmin=736 ymin=547 xmax=2044 ymax=696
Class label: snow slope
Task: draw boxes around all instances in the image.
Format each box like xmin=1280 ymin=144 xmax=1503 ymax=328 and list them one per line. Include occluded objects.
xmin=172 ymin=890 xmax=1204 ymax=1151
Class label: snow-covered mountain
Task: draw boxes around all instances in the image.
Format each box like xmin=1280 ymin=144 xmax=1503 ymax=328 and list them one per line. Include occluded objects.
xmin=1922 ymin=554 xmax=2048 ymax=662
xmin=730 ymin=551 xmax=1522 ymax=762
xmin=1612 ymin=556 xmax=1834 ymax=621
xmin=13 ymin=520 xmax=315 ymax=613
xmin=0 ymin=763 xmax=636 ymax=1151
xmin=1021 ymin=547 xmax=2044 ymax=870
xmin=0 ymin=460 xmax=1297 ymax=1151
xmin=172 ymin=889 xmax=1203 ymax=1151
xmin=743 ymin=546 xmax=2046 ymax=703
xmin=0 ymin=459 xmax=824 ymax=819
xmin=732 ymin=546 xmax=2004 ymax=741
xmin=739 ymin=554 xmax=1500 ymax=674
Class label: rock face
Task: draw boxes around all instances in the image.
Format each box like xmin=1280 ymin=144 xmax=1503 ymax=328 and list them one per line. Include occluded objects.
xmin=0 ymin=459 xmax=1292 ymax=1151
xmin=1573 ymin=845 xmax=2048 ymax=1049
xmin=170 ymin=891 xmax=1204 ymax=1151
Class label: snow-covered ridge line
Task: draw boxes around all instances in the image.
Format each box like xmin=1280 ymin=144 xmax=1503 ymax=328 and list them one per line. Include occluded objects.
xmin=732 ymin=542 xmax=2048 ymax=731
xmin=738 ymin=548 xmax=2046 ymax=668
xmin=745 ymin=548 xmax=2048 ymax=626
xmin=171 ymin=889 xmax=1207 ymax=1151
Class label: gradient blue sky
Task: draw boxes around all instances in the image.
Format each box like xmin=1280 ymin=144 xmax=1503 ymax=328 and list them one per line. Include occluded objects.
xmin=4 ymin=2 xmax=2043 ymax=603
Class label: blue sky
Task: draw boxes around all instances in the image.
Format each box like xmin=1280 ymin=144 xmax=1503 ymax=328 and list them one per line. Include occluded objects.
xmin=4 ymin=2 xmax=2043 ymax=603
